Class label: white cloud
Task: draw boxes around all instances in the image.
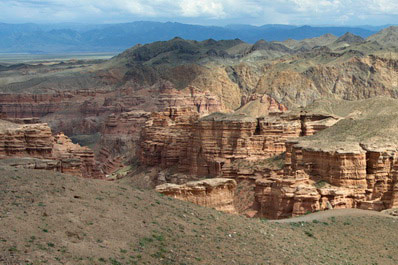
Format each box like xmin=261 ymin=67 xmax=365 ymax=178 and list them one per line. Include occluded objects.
xmin=180 ymin=0 xmax=226 ymax=18
xmin=0 ymin=0 xmax=398 ymax=25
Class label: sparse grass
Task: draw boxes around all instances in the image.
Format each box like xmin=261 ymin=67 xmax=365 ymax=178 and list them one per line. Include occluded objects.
xmin=232 ymin=153 xmax=285 ymax=172
xmin=304 ymin=231 xmax=314 ymax=237
xmin=300 ymin=97 xmax=398 ymax=149
xmin=315 ymin=180 xmax=329 ymax=188
xmin=2 ymin=165 xmax=398 ymax=264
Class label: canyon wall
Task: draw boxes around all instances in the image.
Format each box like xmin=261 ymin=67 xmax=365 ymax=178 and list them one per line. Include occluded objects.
xmin=0 ymin=85 xmax=224 ymax=174
xmin=138 ymin=101 xmax=339 ymax=179
xmin=255 ymin=141 xmax=398 ymax=219
xmin=186 ymin=113 xmax=302 ymax=177
xmin=141 ymin=97 xmax=398 ymax=218
xmin=0 ymin=120 xmax=103 ymax=178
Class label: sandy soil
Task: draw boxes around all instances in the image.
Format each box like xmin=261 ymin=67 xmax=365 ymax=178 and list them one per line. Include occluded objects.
xmin=1 ymin=164 xmax=398 ymax=264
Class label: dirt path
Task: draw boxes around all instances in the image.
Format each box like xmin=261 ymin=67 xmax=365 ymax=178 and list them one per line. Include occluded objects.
xmin=273 ymin=208 xmax=398 ymax=223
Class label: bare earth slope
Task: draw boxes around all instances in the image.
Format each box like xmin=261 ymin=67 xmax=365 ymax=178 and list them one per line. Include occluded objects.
xmin=2 ymin=165 xmax=398 ymax=265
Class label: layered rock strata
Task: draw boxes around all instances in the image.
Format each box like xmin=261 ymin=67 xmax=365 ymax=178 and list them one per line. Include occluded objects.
xmin=0 ymin=121 xmax=54 ymax=158
xmin=138 ymin=107 xmax=199 ymax=170
xmin=155 ymin=178 xmax=237 ymax=213
xmin=0 ymin=120 xmax=103 ymax=178
xmin=254 ymin=140 xmax=398 ymax=219
xmin=0 ymin=85 xmax=224 ymax=174
xmin=255 ymin=171 xmax=321 ymax=219
xmin=52 ymin=133 xmax=103 ymax=179
xmin=139 ymin=104 xmax=338 ymax=179
xmin=98 ymin=111 xmax=151 ymax=173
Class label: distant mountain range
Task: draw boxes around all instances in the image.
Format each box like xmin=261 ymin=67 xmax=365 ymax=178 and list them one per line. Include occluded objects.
xmin=0 ymin=21 xmax=394 ymax=54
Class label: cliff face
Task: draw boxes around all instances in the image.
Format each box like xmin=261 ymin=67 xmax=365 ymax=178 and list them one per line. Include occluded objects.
xmin=155 ymin=178 xmax=237 ymax=214
xmin=98 ymin=111 xmax=151 ymax=173
xmin=99 ymin=87 xmax=223 ymax=172
xmin=187 ymin=113 xmax=302 ymax=177
xmin=138 ymin=101 xmax=339 ymax=179
xmin=255 ymin=172 xmax=321 ymax=219
xmin=0 ymin=120 xmax=103 ymax=178
xmin=0 ymin=93 xmax=66 ymax=118
xmin=137 ymin=102 xmax=338 ymax=216
xmin=0 ymin=91 xmax=113 ymax=135
xmin=140 ymin=97 xmax=398 ymax=219
xmin=0 ymin=121 xmax=54 ymax=158
xmin=0 ymin=84 xmax=224 ymax=174
xmin=255 ymin=137 xmax=398 ymax=218
xmin=52 ymin=133 xmax=103 ymax=179
xmin=138 ymin=107 xmax=199 ymax=170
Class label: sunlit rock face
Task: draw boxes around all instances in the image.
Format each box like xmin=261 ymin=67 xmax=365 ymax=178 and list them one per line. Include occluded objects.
xmin=0 ymin=120 xmax=103 ymax=178
xmin=156 ymin=178 xmax=237 ymax=214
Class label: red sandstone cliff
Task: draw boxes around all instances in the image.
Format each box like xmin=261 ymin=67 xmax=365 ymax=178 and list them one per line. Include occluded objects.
xmin=138 ymin=100 xmax=338 ymax=179
xmin=0 ymin=120 xmax=103 ymax=178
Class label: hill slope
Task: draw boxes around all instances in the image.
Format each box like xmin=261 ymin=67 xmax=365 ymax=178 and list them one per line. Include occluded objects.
xmin=1 ymin=162 xmax=398 ymax=264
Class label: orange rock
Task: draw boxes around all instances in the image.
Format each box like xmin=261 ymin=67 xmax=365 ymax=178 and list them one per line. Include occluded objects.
xmin=156 ymin=178 xmax=237 ymax=213
xmin=53 ymin=133 xmax=103 ymax=179
xmin=0 ymin=120 xmax=103 ymax=178
xmin=0 ymin=120 xmax=53 ymax=158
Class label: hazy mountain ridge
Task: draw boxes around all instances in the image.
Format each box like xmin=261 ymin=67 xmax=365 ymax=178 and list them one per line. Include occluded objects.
xmin=0 ymin=21 xmax=383 ymax=53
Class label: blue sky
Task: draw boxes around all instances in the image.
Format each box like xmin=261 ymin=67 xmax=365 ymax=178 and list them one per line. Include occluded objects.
xmin=1 ymin=0 xmax=398 ymax=26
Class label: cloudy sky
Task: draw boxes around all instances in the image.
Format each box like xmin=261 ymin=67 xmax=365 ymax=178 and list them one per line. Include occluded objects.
xmin=1 ymin=0 xmax=398 ymax=26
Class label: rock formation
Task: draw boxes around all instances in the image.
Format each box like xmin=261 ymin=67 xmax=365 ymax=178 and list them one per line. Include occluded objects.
xmin=0 ymin=120 xmax=103 ymax=178
xmin=0 ymin=120 xmax=54 ymax=158
xmin=253 ymin=98 xmax=398 ymax=218
xmin=52 ymin=133 xmax=103 ymax=179
xmin=156 ymin=178 xmax=237 ymax=213
xmin=0 ymin=84 xmax=224 ymax=174
xmin=138 ymin=107 xmax=199 ymax=170
xmin=255 ymin=171 xmax=321 ymax=219
xmin=186 ymin=112 xmax=301 ymax=177
xmin=141 ymin=97 xmax=398 ymax=219
xmin=98 ymin=111 xmax=151 ymax=173
xmin=138 ymin=99 xmax=339 ymax=179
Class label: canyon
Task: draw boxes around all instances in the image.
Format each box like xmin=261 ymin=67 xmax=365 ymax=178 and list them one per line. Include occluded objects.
xmin=1 ymin=27 xmax=398 ymax=219
xmin=137 ymin=97 xmax=398 ymax=217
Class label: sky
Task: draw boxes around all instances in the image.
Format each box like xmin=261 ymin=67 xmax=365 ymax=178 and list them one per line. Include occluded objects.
xmin=1 ymin=0 xmax=398 ymax=26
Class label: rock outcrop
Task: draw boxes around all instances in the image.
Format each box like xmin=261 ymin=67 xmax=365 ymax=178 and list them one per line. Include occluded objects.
xmin=0 ymin=84 xmax=224 ymax=174
xmin=138 ymin=102 xmax=339 ymax=179
xmin=98 ymin=111 xmax=151 ymax=173
xmin=0 ymin=120 xmax=103 ymax=178
xmin=187 ymin=113 xmax=302 ymax=177
xmin=138 ymin=107 xmax=199 ymax=170
xmin=156 ymin=178 xmax=237 ymax=213
xmin=0 ymin=120 xmax=54 ymax=158
xmin=254 ymin=98 xmax=398 ymax=218
xmin=255 ymin=171 xmax=321 ymax=219
xmin=140 ymin=97 xmax=398 ymax=219
xmin=52 ymin=133 xmax=103 ymax=179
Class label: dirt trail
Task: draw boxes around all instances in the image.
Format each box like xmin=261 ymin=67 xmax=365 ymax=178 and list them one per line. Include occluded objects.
xmin=273 ymin=208 xmax=397 ymax=223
